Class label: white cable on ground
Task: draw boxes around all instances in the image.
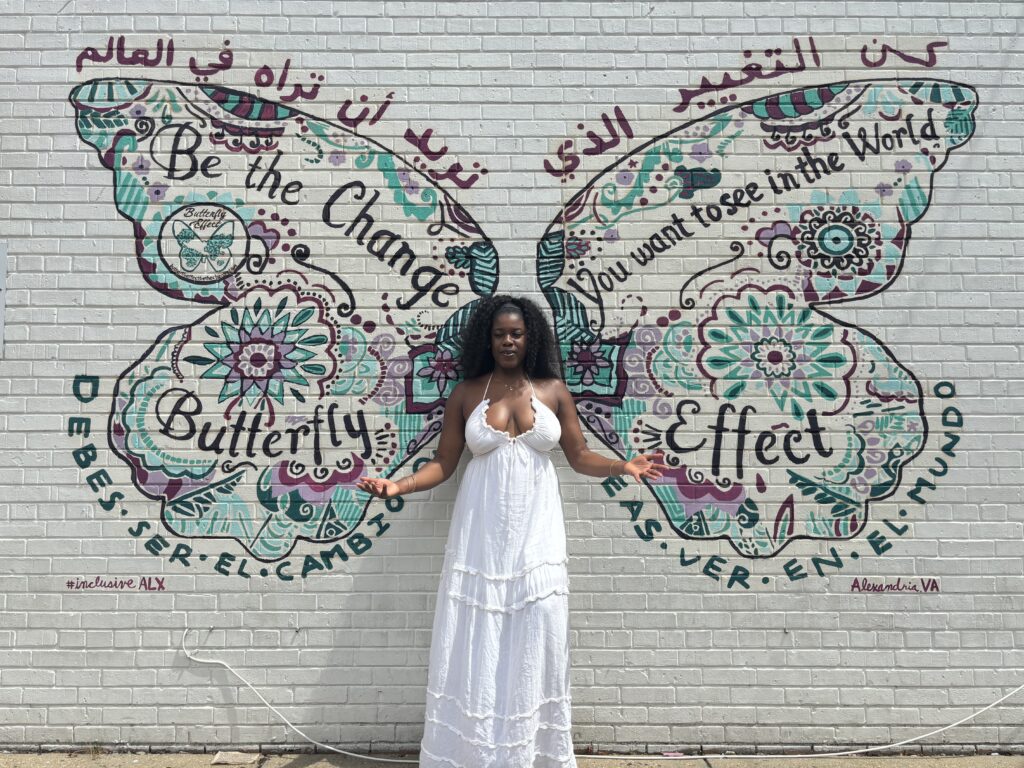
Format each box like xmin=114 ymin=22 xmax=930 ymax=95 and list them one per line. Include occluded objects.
xmin=181 ymin=628 xmax=1022 ymax=764
xmin=182 ymin=628 xmax=418 ymax=764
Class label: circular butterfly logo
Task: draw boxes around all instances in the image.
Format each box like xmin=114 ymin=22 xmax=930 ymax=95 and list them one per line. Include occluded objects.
xmin=158 ymin=203 xmax=249 ymax=284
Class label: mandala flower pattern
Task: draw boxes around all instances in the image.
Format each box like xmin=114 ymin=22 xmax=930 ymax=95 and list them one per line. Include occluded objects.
xmin=794 ymin=204 xmax=882 ymax=277
xmin=789 ymin=189 xmax=904 ymax=303
xmin=405 ymin=344 xmax=463 ymax=413
xmin=188 ymin=290 xmax=335 ymax=413
xmin=750 ymin=336 xmax=797 ymax=378
xmin=698 ymin=286 xmax=855 ymax=419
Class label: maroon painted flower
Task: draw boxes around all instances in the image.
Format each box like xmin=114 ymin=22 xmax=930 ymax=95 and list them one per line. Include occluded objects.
xmin=417 ymin=347 xmax=461 ymax=394
xmin=568 ymin=340 xmax=611 ymax=386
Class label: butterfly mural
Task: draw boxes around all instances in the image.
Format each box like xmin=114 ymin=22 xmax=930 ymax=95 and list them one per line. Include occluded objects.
xmin=539 ymin=79 xmax=977 ymax=557
xmin=72 ymin=76 xmax=976 ymax=568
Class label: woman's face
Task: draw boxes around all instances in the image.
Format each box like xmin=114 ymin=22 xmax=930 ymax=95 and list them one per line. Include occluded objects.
xmin=491 ymin=310 xmax=527 ymax=371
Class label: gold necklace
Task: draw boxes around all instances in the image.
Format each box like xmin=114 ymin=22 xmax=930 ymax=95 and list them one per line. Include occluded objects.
xmin=501 ymin=377 xmax=525 ymax=392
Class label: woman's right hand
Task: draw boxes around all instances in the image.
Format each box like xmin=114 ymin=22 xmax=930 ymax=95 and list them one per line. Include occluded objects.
xmin=356 ymin=476 xmax=401 ymax=498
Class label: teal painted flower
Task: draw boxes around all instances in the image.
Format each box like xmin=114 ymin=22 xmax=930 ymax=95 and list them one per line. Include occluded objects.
xmin=650 ymin=321 xmax=703 ymax=394
xmin=185 ymin=290 xmax=335 ymax=411
xmin=697 ymin=286 xmax=855 ymax=419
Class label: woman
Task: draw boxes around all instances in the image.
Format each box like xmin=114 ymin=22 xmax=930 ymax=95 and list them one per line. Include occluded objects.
xmin=357 ymin=296 xmax=664 ymax=768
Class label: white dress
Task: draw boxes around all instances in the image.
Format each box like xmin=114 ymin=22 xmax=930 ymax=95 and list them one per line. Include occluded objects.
xmin=420 ymin=373 xmax=577 ymax=768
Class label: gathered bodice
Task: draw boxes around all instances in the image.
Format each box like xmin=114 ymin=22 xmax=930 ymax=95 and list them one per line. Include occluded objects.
xmin=464 ymin=374 xmax=561 ymax=457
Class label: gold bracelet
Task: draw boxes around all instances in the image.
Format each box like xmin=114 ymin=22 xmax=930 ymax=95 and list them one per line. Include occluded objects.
xmin=404 ymin=475 xmax=416 ymax=495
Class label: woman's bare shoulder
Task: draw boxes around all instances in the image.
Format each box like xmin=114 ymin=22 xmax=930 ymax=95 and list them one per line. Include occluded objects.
xmin=532 ymin=376 xmax=569 ymax=392
xmin=532 ymin=377 xmax=572 ymax=406
xmin=450 ymin=375 xmax=489 ymax=406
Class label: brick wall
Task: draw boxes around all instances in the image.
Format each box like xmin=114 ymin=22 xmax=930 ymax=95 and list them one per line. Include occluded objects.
xmin=1 ymin=0 xmax=1022 ymax=755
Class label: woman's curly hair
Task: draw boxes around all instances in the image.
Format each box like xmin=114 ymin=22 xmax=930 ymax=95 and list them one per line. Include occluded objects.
xmin=457 ymin=295 xmax=564 ymax=381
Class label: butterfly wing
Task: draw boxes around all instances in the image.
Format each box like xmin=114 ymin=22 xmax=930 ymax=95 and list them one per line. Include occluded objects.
xmin=203 ymin=221 xmax=235 ymax=271
xmin=172 ymin=219 xmax=198 ymax=246
xmin=541 ymin=78 xmax=977 ymax=557
xmin=172 ymin=220 xmax=205 ymax=271
xmin=202 ymin=220 xmax=235 ymax=259
xmin=72 ymin=78 xmax=498 ymax=564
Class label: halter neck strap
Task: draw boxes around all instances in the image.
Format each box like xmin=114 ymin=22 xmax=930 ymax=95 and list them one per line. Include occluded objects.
xmin=482 ymin=371 xmax=534 ymax=398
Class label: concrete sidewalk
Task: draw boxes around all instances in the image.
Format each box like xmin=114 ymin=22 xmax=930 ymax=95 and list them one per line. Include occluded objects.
xmin=2 ymin=753 xmax=1023 ymax=768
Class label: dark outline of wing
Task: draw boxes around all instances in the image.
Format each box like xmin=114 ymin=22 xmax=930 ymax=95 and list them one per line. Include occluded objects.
xmin=538 ymin=77 xmax=978 ymax=559
xmin=71 ymin=77 xmax=501 ymax=565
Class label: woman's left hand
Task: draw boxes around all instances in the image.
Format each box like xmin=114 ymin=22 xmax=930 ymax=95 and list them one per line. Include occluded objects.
xmin=623 ymin=452 xmax=667 ymax=482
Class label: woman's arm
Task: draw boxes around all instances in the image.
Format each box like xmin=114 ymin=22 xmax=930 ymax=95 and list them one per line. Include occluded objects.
xmin=356 ymin=381 xmax=469 ymax=498
xmin=552 ymin=379 xmax=665 ymax=481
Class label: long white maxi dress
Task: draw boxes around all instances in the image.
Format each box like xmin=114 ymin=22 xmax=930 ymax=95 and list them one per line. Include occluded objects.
xmin=420 ymin=373 xmax=577 ymax=768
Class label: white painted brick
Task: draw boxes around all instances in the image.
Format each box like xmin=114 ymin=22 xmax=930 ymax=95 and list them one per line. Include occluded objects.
xmin=0 ymin=0 xmax=1022 ymax=756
